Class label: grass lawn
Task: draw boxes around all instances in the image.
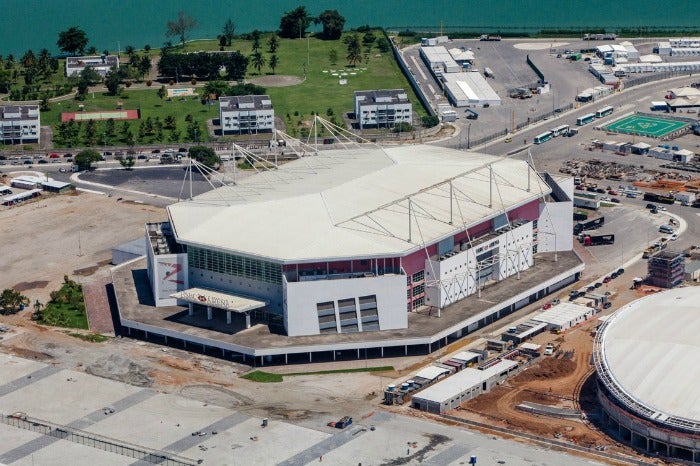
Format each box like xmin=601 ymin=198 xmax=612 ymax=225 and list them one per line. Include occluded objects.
xmin=67 ymin=332 xmax=111 ymax=343
xmin=241 ymin=370 xmax=284 ymax=383
xmin=44 ymin=89 xmax=217 ymax=146
xmin=241 ymin=366 xmax=394 ymax=383
xmin=33 ymin=277 xmax=88 ymax=329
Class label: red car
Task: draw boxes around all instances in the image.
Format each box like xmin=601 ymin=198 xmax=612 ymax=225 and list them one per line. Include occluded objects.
xmin=542 ymin=302 xmax=552 ymax=310
xmin=49 ymin=153 xmax=60 ymax=158
xmin=603 ymin=276 xmax=612 ymax=283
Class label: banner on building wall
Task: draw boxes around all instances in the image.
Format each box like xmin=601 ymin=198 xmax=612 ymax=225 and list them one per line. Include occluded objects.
xmin=157 ymin=255 xmax=187 ymax=300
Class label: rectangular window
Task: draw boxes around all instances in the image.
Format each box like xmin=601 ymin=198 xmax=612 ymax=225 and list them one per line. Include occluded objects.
xmin=187 ymin=246 xmax=282 ymax=284
xmin=412 ymin=270 xmax=425 ymax=283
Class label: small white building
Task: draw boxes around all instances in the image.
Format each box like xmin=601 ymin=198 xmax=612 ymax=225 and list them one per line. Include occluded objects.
xmin=0 ymin=105 xmax=40 ymax=144
xmin=411 ymin=359 xmax=519 ymax=413
xmin=65 ymin=55 xmax=119 ymax=77
xmin=11 ymin=175 xmax=47 ymax=189
xmin=532 ymin=301 xmax=595 ymax=331
xmin=354 ymin=89 xmax=412 ymax=130
xmin=219 ymin=95 xmax=275 ymax=135
xmin=419 ymin=46 xmax=460 ymax=74
xmin=442 ymin=72 xmax=501 ymax=107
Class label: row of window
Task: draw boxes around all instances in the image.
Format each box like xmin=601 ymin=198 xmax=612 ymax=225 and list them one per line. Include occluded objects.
xmin=188 ymin=246 xmax=282 ymax=284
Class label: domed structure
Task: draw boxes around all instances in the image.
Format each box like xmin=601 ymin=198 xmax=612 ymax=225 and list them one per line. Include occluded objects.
xmin=593 ymin=287 xmax=700 ymax=463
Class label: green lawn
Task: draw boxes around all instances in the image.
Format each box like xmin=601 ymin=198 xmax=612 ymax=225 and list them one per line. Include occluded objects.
xmin=9 ymin=30 xmax=424 ymax=147
xmin=241 ymin=370 xmax=284 ymax=383
xmin=33 ymin=278 xmax=88 ymax=329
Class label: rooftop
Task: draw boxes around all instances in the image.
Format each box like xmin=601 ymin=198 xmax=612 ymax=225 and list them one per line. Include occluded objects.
xmin=597 ymin=287 xmax=700 ymax=428
xmin=168 ymin=145 xmax=548 ymax=263
xmin=413 ymin=359 xmax=518 ymax=403
xmin=219 ymin=95 xmax=273 ymax=111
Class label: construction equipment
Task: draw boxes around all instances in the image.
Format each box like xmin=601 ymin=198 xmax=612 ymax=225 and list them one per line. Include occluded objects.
xmin=328 ymin=416 xmax=353 ymax=429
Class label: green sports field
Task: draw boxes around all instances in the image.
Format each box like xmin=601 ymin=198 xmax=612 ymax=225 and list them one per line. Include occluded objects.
xmin=603 ymin=114 xmax=689 ymax=138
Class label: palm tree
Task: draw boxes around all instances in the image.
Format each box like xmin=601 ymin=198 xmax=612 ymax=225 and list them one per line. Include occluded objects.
xmin=38 ymin=49 xmax=51 ymax=76
xmin=250 ymin=52 xmax=266 ymax=75
xmin=269 ymin=54 xmax=279 ymax=74
xmin=267 ymin=35 xmax=279 ymax=53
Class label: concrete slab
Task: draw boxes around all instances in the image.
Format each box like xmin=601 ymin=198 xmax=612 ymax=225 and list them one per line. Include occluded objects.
xmin=88 ymin=393 xmax=233 ymax=451
xmin=0 ymin=424 xmax=43 ymax=459
xmin=0 ymin=355 xmax=53 ymax=392
xmin=184 ymin=417 xmax=329 ymax=466
xmin=8 ymin=438 xmax=132 ymax=466
xmin=0 ymin=369 xmax=143 ymax=425
xmin=0 ymin=364 xmax=60 ymax=398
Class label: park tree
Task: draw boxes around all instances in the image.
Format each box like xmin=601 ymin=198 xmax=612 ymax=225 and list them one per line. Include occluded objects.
xmin=37 ymin=49 xmax=52 ymax=76
xmin=105 ymin=67 xmax=122 ymax=95
xmin=251 ymin=30 xmax=261 ymax=52
xmin=157 ymin=85 xmax=167 ymax=100
xmin=328 ymin=49 xmax=338 ymax=65
xmin=279 ymin=6 xmax=311 ymax=39
xmin=21 ymin=50 xmax=36 ymax=69
xmin=362 ymin=31 xmax=376 ymax=46
xmin=74 ymin=149 xmax=101 ymax=170
xmin=376 ymin=37 xmax=390 ymax=53
xmin=316 ymin=10 xmax=345 ymax=40
xmin=345 ymin=34 xmax=362 ymax=66
xmin=269 ymin=54 xmax=279 ymax=74
xmin=267 ymin=35 xmax=279 ymax=53
xmin=188 ymin=145 xmax=219 ymax=168
xmin=222 ymin=19 xmax=235 ymax=46
xmin=164 ymin=115 xmax=177 ymax=130
xmin=0 ymin=288 xmax=28 ymax=315
xmin=250 ymin=52 xmax=266 ymax=74
xmin=57 ymin=27 xmax=89 ymax=55
xmin=166 ymin=11 xmax=198 ymax=47
xmin=138 ymin=55 xmax=151 ymax=80
xmin=119 ymin=156 xmax=136 ymax=170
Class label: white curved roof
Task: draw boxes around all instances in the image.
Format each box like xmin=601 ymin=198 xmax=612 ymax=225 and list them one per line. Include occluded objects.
xmin=168 ymin=144 xmax=549 ymax=262
xmin=599 ymin=287 xmax=700 ymax=426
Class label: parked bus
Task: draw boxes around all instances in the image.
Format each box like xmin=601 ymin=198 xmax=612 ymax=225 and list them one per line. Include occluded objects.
xmin=551 ymin=124 xmax=570 ymax=137
xmin=595 ymin=106 xmax=614 ymax=118
xmin=576 ymin=113 xmax=596 ymax=126
xmin=533 ymin=131 xmax=553 ymax=144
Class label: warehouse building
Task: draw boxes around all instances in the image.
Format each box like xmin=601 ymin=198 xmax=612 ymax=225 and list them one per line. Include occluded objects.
xmin=219 ymin=95 xmax=275 ymax=135
xmin=533 ymin=301 xmax=596 ymax=332
xmin=65 ymin=55 xmax=119 ymax=77
xmin=442 ymin=72 xmax=501 ymax=107
xmin=0 ymin=105 xmax=40 ymax=145
xmin=419 ymin=46 xmax=460 ymax=74
xmin=593 ymin=287 xmax=700 ymax=463
xmin=411 ymin=359 xmax=519 ymax=413
xmin=354 ymin=89 xmax=413 ymax=130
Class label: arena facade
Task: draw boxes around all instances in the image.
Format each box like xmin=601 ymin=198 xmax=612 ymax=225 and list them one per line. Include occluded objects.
xmin=593 ymin=287 xmax=700 ymax=464
xmin=113 ymin=134 xmax=582 ymax=363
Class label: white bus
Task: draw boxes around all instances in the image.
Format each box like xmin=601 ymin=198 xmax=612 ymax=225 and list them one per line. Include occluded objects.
xmin=576 ymin=113 xmax=596 ymax=126
xmin=595 ymin=106 xmax=614 ymax=118
xmin=533 ymin=131 xmax=553 ymax=144
xmin=551 ymin=124 xmax=570 ymax=137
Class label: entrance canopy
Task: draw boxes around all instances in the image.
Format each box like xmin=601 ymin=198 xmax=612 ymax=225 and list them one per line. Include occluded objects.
xmin=171 ymin=288 xmax=266 ymax=313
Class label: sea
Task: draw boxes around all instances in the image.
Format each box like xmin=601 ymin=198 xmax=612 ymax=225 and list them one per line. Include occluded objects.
xmin=0 ymin=0 xmax=698 ymax=57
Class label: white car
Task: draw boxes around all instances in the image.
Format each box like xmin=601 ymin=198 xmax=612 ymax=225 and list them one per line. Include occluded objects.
xmin=670 ymin=233 xmax=679 ymax=241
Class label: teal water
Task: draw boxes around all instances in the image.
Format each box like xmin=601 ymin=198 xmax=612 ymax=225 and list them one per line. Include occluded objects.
xmin=0 ymin=0 xmax=698 ymax=56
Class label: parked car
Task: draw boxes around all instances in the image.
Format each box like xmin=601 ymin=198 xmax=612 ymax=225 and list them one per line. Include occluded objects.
xmin=617 ymin=268 xmax=625 ymax=275
xmin=38 ymin=159 xmax=48 ymax=164
xmin=603 ymin=276 xmax=612 ymax=283
xmin=63 ymin=153 xmax=72 ymax=158
xmin=49 ymin=153 xmax=60 ymax=158
xmin=670 ymin=233 xmax=679 ymax=241
xmin=151 ymin=149 xmax=161 ymax=153
xmin=178 ymin=147 xmax=188 ymax=152
xmin=603 ymin=302 xmax=612 ymax=309
xmin=610 ymin=198 xmax=620 ymax=203
xmin=137 ymin=155 xmax=147 ymax=160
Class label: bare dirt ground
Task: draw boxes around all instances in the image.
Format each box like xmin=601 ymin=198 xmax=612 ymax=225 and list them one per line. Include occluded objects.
xmin=247 ymin=75 xmax=303 ymax=87
xmin=0 ymin=191 xmax=164 ymax=304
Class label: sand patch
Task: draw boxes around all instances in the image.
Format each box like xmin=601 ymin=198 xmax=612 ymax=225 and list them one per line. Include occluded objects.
xmin=247 ymin=75 xmax=303 ymax=87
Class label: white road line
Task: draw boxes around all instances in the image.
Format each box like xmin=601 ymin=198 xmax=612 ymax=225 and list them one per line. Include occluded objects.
xmin=410 ymin=55 xmax=429 ymax=81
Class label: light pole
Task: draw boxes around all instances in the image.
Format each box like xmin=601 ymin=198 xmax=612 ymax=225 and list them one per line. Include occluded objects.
xmin=467 ymin=123 xmax=471 ymax=149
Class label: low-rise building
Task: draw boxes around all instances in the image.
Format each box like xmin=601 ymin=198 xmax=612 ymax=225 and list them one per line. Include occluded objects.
xmin=219 ymin=95 xmax=275 ymax=135
xmin=354 ymin=89 xmax=413 ymax=130
xmin=66 ymin=55 xmax=119 ymax=77
xmin=0 ymin=105 xmax=40 ymax=144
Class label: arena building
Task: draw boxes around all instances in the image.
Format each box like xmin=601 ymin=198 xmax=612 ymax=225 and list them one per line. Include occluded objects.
xmin=113 ymin=130 xmax=582 ymax=364
xmin=593 ymin=287 xmax=700 ymax=463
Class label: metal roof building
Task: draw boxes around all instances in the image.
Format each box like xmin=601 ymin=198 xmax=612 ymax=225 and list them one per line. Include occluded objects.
xmin=442 ymin=72 xmax=502 ymax=107
xmin=411 ymin=359 xmax=519 ymax=413
xmin=593 ymin=287 xmax=700 ymax=463
xmin=533 ymin=302 xmax=596 ymax=331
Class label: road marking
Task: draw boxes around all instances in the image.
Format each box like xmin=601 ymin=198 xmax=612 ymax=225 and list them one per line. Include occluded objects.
xmin=410 ymin=56 xmax=429 ymax=81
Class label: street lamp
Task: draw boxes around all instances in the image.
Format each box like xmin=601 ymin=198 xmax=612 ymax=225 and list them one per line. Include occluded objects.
xmin=467 ymin=123 xmax=471 ymax=149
